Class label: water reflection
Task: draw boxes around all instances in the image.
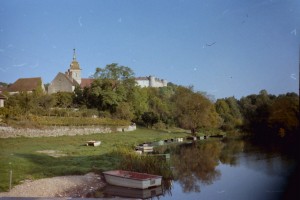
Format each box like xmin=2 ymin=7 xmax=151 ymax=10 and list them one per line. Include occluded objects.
xmin=219 ymin=138 xmax=245 ymax=165
xmin=103 ymin=185 xmax=163 ymax=199
xmin=89 ymin=138 xmax=296 ymax=199
xmin=172 ymin=141 xmax=222 ymax=192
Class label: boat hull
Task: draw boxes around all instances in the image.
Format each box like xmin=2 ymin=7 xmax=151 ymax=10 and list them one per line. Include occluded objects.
xmin=103 ymin=170 xmax=162 ymax=189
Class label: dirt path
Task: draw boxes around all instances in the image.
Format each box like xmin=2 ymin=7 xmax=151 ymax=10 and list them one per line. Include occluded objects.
xmin=0 ymin=173 xmax=106 ymax=198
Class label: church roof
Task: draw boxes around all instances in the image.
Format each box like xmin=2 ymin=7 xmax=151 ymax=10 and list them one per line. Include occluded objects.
xmin=70 ymin=49 xmax=81 ymax=70
xmin=70 ymin=60 xmax=81 ymax=70
xmin=7 ymin=77 xmax=43 ymax=92
xmin=80 ymin=78 xmax=94 ymax=88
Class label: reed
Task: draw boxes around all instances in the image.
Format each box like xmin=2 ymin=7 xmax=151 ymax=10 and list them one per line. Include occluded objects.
xmin=114 ymin=148 xmax=173 ymax=180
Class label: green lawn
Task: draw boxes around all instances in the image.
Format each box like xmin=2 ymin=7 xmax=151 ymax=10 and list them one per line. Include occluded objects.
xmin=0 ymin=128 xmax=188 ymax=191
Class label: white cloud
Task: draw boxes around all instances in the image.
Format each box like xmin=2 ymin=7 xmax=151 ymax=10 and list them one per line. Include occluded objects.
xmin=290 ymin=29 xmax=296 ymax=36
xmin=78 ymin=16 xmax=83 ymax=27
xmin=290 ymin=73 xmax=297 ymax=80
xmin=13 ymin=63 xmax=27 ymax=67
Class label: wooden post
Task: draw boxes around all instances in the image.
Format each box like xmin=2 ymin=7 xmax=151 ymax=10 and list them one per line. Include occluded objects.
xmin=9 ymin=170 xmax=12 ymax=191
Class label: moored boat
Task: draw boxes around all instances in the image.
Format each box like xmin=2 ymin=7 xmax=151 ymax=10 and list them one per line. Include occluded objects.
xmin=86 ymin=140 xmax=101 ymax=146
xmin=135 ymin=145 xmax=154 ymax=153
xmin=103 ymin=170 xmax=162 ymax=189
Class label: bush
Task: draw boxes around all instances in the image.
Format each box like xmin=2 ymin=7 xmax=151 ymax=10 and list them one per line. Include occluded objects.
xmin=153 ymin=121 xmax=167 ymax=130
xmin=114 ymin=148 xmax=173 ymax=180
xmin=80 ymin=108 xmax=98 ymax=117
xmin=29 ymin=116 xmax=130 ymax=126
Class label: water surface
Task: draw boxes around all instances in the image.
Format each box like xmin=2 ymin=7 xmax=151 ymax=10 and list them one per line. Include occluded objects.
xmin=96 ymin=138 xmax=297 ymax=199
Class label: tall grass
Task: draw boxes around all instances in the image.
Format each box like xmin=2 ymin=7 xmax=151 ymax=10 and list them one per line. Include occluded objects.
xmin=113 ymin=147 xmax=173 ymax=179
xmin=29 ymin=116 xmax=130 ymax=126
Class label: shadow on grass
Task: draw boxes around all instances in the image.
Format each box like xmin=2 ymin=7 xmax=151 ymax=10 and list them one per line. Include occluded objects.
xmin=14 ymin=152 xmax=120 ymax=177
xmin=0 ymin=152 xmax=120 ymax=191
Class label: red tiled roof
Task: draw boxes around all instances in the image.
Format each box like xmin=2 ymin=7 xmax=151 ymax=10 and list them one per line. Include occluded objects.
xmin=7 ymin=77 xmax=43 ymax=92
xmin=0 ymin=93 xmax=7 ymax=99
xmin=80 ymin=78 xmax=94 ymax=88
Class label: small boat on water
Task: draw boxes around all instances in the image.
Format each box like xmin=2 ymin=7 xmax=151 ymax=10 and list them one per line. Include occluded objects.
xmin=103 ymin=170 xmax=162 ymax=189
xmin=186 ymin=136 xmax=197 ymax=141
xmin=135 ymin=145 xmax=154 ymax=153
xmin=175 ymin=137 xmax=184 ymax=142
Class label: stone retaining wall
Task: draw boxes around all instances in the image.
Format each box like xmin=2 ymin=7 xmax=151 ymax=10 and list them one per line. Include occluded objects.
xmin=0 ymin=124 xmax=137 ymax=138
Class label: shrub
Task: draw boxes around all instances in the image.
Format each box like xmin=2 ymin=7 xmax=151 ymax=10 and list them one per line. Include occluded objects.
xmin=115 ymin=148 xmax=173 ymax=180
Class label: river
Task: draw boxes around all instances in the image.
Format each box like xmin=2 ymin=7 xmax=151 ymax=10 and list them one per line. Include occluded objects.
xmin=95 ymin=138 xmax=298 ymax=199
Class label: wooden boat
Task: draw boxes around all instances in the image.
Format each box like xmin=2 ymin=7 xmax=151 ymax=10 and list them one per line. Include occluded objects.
xmin=135 ymin=145 xmax=153 ymax=153
xmin=175 ymin=137 xmax=183 ymax=142
xmin=86 ymin=140 xmax=101 ymax=146
xmin=103 ymin=170 xmax=162 ymax=189
xmin=186 ymin=136 xmax=197 ymax=141
xmin=152 ymin=140 xmax=164 ymax=146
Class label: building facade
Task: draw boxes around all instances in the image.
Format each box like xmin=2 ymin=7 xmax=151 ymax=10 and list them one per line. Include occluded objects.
xmin=135 ymin=76 xmax=168 ymax=88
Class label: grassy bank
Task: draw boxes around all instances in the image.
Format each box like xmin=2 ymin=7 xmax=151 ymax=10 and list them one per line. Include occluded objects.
xmin=3 ymin=116 xmax=130 ymax=128
xmin=0 ymin=128 xmax=188 ymax=191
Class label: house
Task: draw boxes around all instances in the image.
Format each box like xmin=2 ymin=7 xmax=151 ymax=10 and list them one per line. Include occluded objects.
xmin=6 ymin=77 xmax=45 ymax=94
xmin=0 ymin=93 xmax=7 ymax=107
xmin=48 ymin=49 xmax=94 ymax=94
xmin=135 ymin=76 xmax=168 ymax=88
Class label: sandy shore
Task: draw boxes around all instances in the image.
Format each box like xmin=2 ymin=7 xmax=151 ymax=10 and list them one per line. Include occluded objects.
xmin=0 ymin=173 xmax=106 ymax=198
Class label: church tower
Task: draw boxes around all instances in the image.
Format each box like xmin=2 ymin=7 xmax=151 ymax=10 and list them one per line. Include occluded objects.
xmin=68 ymin=48 xmax=81 ymax=84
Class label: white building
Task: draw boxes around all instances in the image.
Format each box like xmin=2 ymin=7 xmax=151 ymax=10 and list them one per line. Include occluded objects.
xmin=135 ymin=76 xmax=168 ymax=88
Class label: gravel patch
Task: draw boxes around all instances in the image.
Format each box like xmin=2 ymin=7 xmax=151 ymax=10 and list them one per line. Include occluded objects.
xmin=0 ymin=173 xmax=106 ymax=198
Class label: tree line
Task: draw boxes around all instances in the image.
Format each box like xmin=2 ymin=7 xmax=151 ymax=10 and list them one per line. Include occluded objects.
xmin=1 ymin=64 xmax=299 ymax=143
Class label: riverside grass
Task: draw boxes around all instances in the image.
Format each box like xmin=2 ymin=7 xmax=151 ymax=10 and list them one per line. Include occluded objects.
xmin=0 ymin=128 xmax=188 ymax=191
xmin=5 ymin=116 xmax=130 ymax=128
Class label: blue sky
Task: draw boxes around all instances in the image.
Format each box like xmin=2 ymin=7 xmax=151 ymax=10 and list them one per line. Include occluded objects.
xmin=0 ymin=0 xmax=299 ymax=99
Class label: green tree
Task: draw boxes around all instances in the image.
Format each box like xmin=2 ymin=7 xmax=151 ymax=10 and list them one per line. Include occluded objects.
xmin=131 ymin=87 xmax=149 ymax=121
xmin=172 ymin=86 xmax=220 ymax=135
xmin=141 ymin=112 xmax=159 ymax=128
xmin=215 ymin=97 xmax=243 ymax=130
xmin=53 ymin=92 xmax=73 ymax=108
xmin=114 ymin=102 xmax=134 ymax=120
xmin=38 ymin=94 xmax=56 ymax=116
xmin=239 ymin=90 xmax=275 ymax=134
xmin=89 ymin=63 xmax=136 ymax=115
xmin=268 ymin=93 xmax=299 ymax=138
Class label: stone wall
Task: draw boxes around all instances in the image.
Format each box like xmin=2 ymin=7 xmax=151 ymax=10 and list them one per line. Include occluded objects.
xmin=0 ymin=124 xmax=136 ymax=138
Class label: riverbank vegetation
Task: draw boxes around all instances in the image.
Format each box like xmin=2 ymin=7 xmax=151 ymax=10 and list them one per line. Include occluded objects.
xmin=0 ymin=64 xmax=299 ymax=191
xmin=0 ymin=128 xmax=187 ymax=191
xmin=1 ymin=64 xmax=298 ymax=143
xmin=216 ymin=90 xmax=299 ymax=157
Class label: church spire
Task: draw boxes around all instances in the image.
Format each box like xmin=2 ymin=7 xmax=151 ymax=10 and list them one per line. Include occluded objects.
xmin=73 ymin=48 xmax=76 ymax=61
